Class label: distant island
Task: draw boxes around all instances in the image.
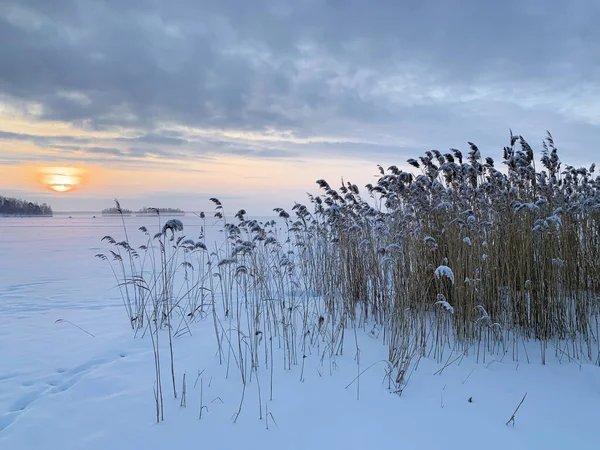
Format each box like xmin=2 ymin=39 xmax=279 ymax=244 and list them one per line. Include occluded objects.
xmin=101 ymin=206 xmax=185 ymax=216
xmin=0 ymin=195 xmax=53 ymax=217
xmin=136 ymin=207 xmax=185 ymax=216
xmin=101 ymin=207 xmax=133 ymax=216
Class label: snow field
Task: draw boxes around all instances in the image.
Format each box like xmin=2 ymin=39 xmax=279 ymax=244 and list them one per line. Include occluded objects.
xmin=1 ymin=216 xmax=599 ymax=449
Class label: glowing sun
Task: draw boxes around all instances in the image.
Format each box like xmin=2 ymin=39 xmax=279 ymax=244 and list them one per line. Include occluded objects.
xmin=38 ymin=167 xmax=84 ymax=193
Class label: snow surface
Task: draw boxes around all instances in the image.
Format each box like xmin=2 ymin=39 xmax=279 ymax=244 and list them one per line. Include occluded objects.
xmin=1 ymin=216 xmax=599 ymax=449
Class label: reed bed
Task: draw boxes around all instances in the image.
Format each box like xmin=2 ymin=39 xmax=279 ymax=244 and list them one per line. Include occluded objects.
xmin=98 ymin=133 xmax=600 ymax=421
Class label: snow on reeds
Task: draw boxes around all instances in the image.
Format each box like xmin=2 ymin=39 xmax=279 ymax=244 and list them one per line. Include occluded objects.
xmin=97 ymin=132 xmax=600 ymax=422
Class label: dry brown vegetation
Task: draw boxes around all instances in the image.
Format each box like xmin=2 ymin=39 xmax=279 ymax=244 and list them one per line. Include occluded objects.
xmin=98 ymin=132 xmax=600 ymax=421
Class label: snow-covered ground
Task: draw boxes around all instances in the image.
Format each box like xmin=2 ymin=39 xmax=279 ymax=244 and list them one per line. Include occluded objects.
xmin=1 ymin=216 xmax=599 ymax=449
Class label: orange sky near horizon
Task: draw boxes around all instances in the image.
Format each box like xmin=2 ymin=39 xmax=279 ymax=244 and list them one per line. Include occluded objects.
xmin=0 ymin=103 xmax=389 ymax=214
xmin=1 ymin=152 xmax=379 ymax=215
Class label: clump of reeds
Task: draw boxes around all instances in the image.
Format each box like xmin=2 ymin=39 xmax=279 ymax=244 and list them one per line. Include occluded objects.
xmin=98 ymin=132 xmax=600 ymax=423
xmin=97 ymin=201 xmax=213 ymax=421
xmin=299 ymin=132 xmax=600 ymax=367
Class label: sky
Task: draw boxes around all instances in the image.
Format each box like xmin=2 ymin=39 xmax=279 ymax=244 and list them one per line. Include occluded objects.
xmin=1 ymin=0 xmax=599 ymax=214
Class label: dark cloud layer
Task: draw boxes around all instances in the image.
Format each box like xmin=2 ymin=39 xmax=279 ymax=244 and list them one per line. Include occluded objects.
xmin=1 ymin=0 xmax=599 ymax=163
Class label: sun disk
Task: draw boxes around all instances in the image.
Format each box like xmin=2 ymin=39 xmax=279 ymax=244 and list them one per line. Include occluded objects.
xmin=38 ymin=166 xmax=84 ymax=193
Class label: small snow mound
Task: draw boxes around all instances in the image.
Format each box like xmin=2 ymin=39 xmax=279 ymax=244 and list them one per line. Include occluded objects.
xmin=434 ymin=265 xmax=455 ymax=285
xmin=424 ymin=236 xmax=437 ymax=245
xmin=435 ymin=201 xmax=453 ymax=211
xmin=546 ymin=215 xmax=562 ymax=226
xmin=435 ymin=294 xmax=454 ymax=313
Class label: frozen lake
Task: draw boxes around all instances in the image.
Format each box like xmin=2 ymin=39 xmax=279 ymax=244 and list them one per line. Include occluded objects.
xmin=1 ymin=216 xmax=599 ymax=449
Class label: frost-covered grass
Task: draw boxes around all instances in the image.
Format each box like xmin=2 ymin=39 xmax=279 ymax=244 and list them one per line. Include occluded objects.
xmin=90 ymin=134 xmax=600 ymax=426
xmin=2 ymin=133 xmax=599 ymax=448
xmin=301 ymin=133 xmax=600 ymax=367
xmin=1 ymin=212 xmax=599 ymax=449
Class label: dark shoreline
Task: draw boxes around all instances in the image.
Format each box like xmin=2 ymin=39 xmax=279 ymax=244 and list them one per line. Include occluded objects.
xmin=0 ymin=214 xmax=53 ymax=218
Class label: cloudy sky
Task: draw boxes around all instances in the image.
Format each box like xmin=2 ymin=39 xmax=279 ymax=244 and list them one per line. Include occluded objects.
xmin=1 ymin=0 xmax=599 ymax=214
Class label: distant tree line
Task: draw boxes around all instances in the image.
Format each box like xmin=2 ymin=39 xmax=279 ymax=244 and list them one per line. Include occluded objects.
xmin=102 ymin=207 xmax=133 ymax=215
xmin=137 ymin=207 xmax=185 ymax=214
xmin=0 ymin=195 xmax=53 ymax=216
